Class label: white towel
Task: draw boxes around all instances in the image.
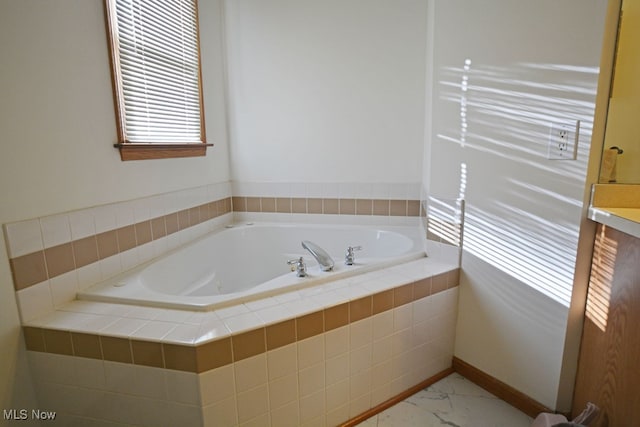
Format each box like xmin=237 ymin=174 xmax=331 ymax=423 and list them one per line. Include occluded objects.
xmin=599 ymin=148 xmax=618 ymax=183
xmin=531 ymin=413 xmax=569 ymax=427
xmin=530 ymin=402 xmax=599 ymax=427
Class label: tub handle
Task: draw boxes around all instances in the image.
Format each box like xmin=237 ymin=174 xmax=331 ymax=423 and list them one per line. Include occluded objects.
xmin=345 ymin=246 xmax=362 ymax=265
xmin=287 ymin=257 xmax=307 ymax=277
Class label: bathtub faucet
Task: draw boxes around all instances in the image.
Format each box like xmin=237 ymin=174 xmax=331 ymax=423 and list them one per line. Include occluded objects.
xmin=301 ymin=240 xmax=334 ymax=271
xmin=287 ymin=257 xmax=307 ymax=277
xmin=345 ymin=246 xmax=362 ymax=265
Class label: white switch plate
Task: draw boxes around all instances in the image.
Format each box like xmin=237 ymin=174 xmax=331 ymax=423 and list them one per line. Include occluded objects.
xmin=548 ymin=120 xmax=580 ymax=160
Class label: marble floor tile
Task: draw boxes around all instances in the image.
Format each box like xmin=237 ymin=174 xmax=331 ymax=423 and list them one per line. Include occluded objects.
xmin=357 ymin=373 xmax=533 ymax=427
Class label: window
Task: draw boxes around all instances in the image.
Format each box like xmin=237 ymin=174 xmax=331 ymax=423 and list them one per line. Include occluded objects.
xmin=105 ymin=0 xmax=211 ymax=160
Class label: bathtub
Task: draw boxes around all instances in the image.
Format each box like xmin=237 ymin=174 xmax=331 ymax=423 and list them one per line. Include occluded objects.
xmin=78 ymin=222 xmax=426 ymax=310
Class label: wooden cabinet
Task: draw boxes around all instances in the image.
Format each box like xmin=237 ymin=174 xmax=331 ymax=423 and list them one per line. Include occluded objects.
xmin=572 ymin=223 xmax=640 ymax=426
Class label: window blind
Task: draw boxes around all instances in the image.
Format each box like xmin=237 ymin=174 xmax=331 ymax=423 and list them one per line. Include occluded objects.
xmin=108 ymin=0 xmax=204 ymax=144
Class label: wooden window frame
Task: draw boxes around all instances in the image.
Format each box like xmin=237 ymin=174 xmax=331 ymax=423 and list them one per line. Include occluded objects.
xmin=104 ymin=0 xmax=212 ymax=161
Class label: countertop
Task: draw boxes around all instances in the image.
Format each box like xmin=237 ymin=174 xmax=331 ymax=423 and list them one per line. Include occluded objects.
xmin=588 ymin=206 xmax=640 ymax=239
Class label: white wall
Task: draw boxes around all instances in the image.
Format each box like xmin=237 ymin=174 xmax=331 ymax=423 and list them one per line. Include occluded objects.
xmin=224 ymin=0 xmax=428 ymax=184
xmin=0 ymin=0 xmax=230 ymax=413
xmin=425 ymin=0 xmax=607 ymax=410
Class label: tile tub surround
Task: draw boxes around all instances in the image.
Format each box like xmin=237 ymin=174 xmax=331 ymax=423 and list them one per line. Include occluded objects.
xmin=23 ymin=258 xmax=459 ymax=426
xmin=4 ymin=185 xmax=235 ymax=324
xmin=4 ymin=179 xmax=434 ymax=324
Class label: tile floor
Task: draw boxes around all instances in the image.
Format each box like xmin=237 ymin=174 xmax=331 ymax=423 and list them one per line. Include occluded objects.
xmin=357 ymin=373 xmax=533 ymax=427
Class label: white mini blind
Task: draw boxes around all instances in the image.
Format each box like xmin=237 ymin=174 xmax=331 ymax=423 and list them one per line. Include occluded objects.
xmin=108 ymin=0 xmax=204 ymax=144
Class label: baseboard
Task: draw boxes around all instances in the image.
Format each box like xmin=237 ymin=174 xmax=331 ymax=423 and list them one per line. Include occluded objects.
xmin=339 ymin=367 xmax=455 ymax=427
xmin=452 ymin=356 xmax=551 ymax=418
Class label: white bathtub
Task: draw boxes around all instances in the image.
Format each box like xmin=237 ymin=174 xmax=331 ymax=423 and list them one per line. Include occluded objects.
xmin=78 ymin=222 xmax=426 ymax=310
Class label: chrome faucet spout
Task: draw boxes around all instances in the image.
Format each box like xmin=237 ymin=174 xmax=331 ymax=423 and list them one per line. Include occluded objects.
xmin=301 ymin=240 xmax=334 ymax=271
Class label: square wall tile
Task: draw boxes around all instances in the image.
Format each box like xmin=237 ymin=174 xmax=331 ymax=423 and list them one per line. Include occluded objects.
xmin=92 ymin=205 xmax=117 ymax=234
xmin=197 ymin=337 xmax=233 ymax=373
xmin=322 ymin=183 xmax=340 ymax=198
xmin=391 ymin=350 xmax=413 ymax=382
xmin=325 ymin=326 xmax=349 ymax=359
xmin=412 ymin=320 xmax=431 ymax=348
xmin=292 ymin=198 xmax=307 ymax=214
xmin=72 ymin=236 xmax=99 ymax=268
xmin=327 ymin=404 xmax=349 ymax=427
xmin=388 ymin=183 xmax=409 ymax=200
xmin=371 ymin=382 xmax=392 ymax=409
xmin=236 ymin=384 xmax=269 ymax=424
xmin=325 ymin=353 xmax=349 ymax=387
xmin=372 ymin=290 xmax=393 ymax=314
xmin=371 ymin=183 xmax=390 ymax=199
xmin=372 ymin=200 xmax=390 ymax=216
xmin=413 ymin=296 xmax=432 ymax=325
xmin=298 ymin=335 xmax=324 ymax=370
xmin=266 ymin=319 xmax=296 ymax=351
xmin=15 ymin=281 xmax=54 ymax=323
xmin=163 ymin=343 xmax=197 ymax=372
xmin=270 ymin=400 xmax=300 ymax=427
xmin=267 ymin=343 xmax=297 ymax=381
xmin=371 ymin=359 xmax=393 ymax=389
xmin=101 ymin=336 xmax=133 ymax=364
xmin=307 ymin=199 xmax=323 ymax=214
xmin=349 ymin=318 xmax=372 ymax=350
xmin=199 ymin=364 xmax=235 ymax=406
xmin=268 ymin=373 xmax=298 ymax=409
xmin=393 ymin=304 xmax=413 ymax=332
xmin=349 ymin=296 xmax=372 ymax=322
xmin=50 ymin=271 xmax=78 ymax=308
xmin=339 ymin=199 xmax=356 ymax=215
xmin=4 ymin=219 xmax=44 ymax=258
xmin=298 ymin=362 xmax=325 ymax=397
xmin=350 ymin=344 xmax=372 ymax=376
xmin=28 ymin=352 xmax=76 ymax=385
xmin=131 ymin=341 xmax=164 ymax=368
xmin=71 ymin=332 xmax=102 ymax=359
xmin=338 ymin=183 xmax=357 ymax=199
xmin=203 ymin=396 xmax=237 ymax=427
xmin=23 ymin=327 xmax=45 ymax=352
xmin=234 ymin=353 xmax=267 ymax=393
xmin=326 ymin=379 xmax=349 ymax=412
xmin=40 ymin=214 xmax=71 ymax=248
xmin=44 ymin=243 xmax=75 ymax=278
xmin=349 ymin=368 xmax=372 ymax=402
xmin=103 ymin=360 xmax=135 ymax=394
xmin=356 ymin=199 xmax=373 ymax=215
xmin=392 ymin=328 xmax=413 ymax=357
xmin=323 ymin=199 xmax=339 ymax=215
xmin=299 ymin=389 xmax=325 ymax=424
xmin=296 ymin=311 xmax=323 ymax=341
xmin=324 ymin=303 xmax=349 ymax=331
xmin=96 ymin=230 xmax=118 ymax=260
xmin=349 ymin=390 xmax=371 ymax=419
xmin=10 ymin=251 xmax=48 ymax=290
xmin=131 ymin=365 xmax=167 ymax=400
xmin=232 ymin=328 xmax=265 ymax=361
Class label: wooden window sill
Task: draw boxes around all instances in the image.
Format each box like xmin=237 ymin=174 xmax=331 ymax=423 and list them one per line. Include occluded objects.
xmin=114 ymin=143 xmax=214 ymax=161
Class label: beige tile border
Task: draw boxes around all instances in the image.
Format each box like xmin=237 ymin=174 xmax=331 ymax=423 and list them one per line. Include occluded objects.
xmin=23 ymin=269 xmax=459 ymax=374
xmin=231 ymin=196 xmax=421 ymax=217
